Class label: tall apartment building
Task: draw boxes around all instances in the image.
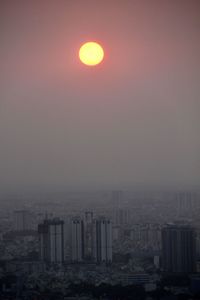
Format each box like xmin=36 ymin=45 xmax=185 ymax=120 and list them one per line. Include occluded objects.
xmin=162 ymin=223 xmax=196 ymax=273
xmin=93 ymin=217 xmax=112 ymax=263
xmin=14 ymin=210 xmax=33 ymax=231
xmin=84 ymin=211 xmax=94 ymax=261
xmin=38 ymin=218 xmax=64 ymax=263
xmin=71 ymin=217 xmax=84 ymax=262
xmin=114 ymin=208 xmax=130 ymax=225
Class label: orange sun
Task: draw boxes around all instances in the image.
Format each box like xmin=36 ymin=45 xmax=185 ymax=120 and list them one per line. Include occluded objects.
xmin=79 ymin=42 xmax=104 ymax=66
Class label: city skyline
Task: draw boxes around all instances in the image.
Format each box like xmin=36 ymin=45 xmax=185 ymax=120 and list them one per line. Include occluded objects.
xmin=0 ymin=1 xmax=200 ymax=298
xmin=0 ymin=189 xmax=200 ymax=298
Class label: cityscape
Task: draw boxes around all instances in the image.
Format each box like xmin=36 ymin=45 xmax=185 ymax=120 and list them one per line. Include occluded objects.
xmin=1 ymin=0 xmax=200 ymax=299
xmin=0 ymin=190 xmax=200 ymax=299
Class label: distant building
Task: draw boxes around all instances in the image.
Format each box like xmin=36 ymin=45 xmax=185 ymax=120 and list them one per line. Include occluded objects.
xmin=63 ymin=215 xmax=72 ymax=260
xmin=71 ymin=217 xmax=84 ymax=262
xmin=161 ymin=223 xmax=196 ymax=273
xmin=114 ymin=208 xmax=130 ymax=225
xmin=176 ymin=191 xmax=198 ymax=217
xmin=84 ymin=211 xmax=94 ymax=261
xmin=38 ymin=218 xmax=64 ymax=263
xmin=130 ymin=223 xmax=161 ymax=250
xmin=113 ymin=226 xmax=121 ymax=241
xmin=14 ymin=210 xmax=33 ymax=231
xmin=93 ymin=217 xmax=112 ymax=263
xmin=130 ymin=224 xmax=141 ymax=243
xmin=196 ymin=229 xmax=200 ymax=259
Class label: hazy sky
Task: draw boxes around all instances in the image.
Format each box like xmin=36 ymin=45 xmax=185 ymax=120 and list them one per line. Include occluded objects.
xmin=1 ymin=0 xmax=200 ymax=191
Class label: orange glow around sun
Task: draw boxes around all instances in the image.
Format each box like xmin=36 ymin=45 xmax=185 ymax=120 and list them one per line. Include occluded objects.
xmin=79 ymin=42 xmax=104 ymax=66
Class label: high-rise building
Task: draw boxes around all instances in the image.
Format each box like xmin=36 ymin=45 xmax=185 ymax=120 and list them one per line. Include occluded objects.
xmin=196 ymin=229 xmax=200 ymax=260
xmin=63 ymin=215 xmax=72 ymax=260
xmin=114 ymin=208 xmax=130 ymax=225
xmin=84 ymin=211 xmax=94 ymax=261
xmin=176 ymin=191 xmax=198 ymax=217
xmin=71 ymin=217 xmax=84 ymax=262
xmin=162 ymin=223 xmax=196 ymax=273
xmin=130 ymin=223 xmax=161 ymax=250
xmin=93 ymin=217 xmax=112 ymax=263
xmin=14 ymin=210 xmax=33 ymax=231
xmin=38 ymin=218 xmax=64 ymax=263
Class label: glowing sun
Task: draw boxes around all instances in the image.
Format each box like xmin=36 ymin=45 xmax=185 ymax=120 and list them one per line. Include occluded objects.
xmin=79 ymin=42 xmax=104 ymax=66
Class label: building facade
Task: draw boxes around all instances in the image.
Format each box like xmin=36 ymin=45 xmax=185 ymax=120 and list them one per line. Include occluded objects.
xmin=84 ymin=211 xmax=94 ymax=261
xmin=93 ymin=217 xmax=112 ymax=263
xmin=71 ymin=217 xmax=84 ymax=262
xmin=162 ymin=223 xmax=196 ymax=273
xmin=14 ymin=210 xmax=33 ymax=231
xmin=38 ymin=218 xmax=64 ymax=263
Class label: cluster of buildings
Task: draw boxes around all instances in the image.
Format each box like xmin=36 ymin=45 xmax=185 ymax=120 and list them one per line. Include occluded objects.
xmin=0 ymin=191 xmax=200 ymax=299
xmin=38 ymin=212 xmax=112 ymax=264
xmin=9 ymin=198 xmax=199 ymax=276
xmin=10 ymin=205 xmax=198 ymax=275
xmin=36 ymin=216 xmax=197 ymax=275
xmin=113 ymin=222 xmax=162 ymax=251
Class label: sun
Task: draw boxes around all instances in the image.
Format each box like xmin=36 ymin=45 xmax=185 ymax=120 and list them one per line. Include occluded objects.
xmin=79 ymin=42 xmax=104 ymax=66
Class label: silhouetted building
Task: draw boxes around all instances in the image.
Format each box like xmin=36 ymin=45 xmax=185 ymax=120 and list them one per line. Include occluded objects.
xmin=93 ymin=217 xmax=112 ymax=263
xmin=114 ymin=208 xmax=130 ymax=225
xmin=14 ymin=210 xmax=33 ymax=231
xmin=176 ymin=192 xmax=194 ymax=217
xmin=196 ymin=229 xmax=200 ymax=259
xmin=162 ymin=223 xmax=196 ymax=273
xmin=84 ymin=211 xmax=94 ymax=261
xmin=38 ymin=218 xmax=64 ymax=263
xmin=71 ymin=217 xmax=84 ymax=262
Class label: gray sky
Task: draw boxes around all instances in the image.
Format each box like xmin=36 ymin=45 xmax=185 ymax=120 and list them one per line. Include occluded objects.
xmin=0 ymin=0 xmax=200 ymax=191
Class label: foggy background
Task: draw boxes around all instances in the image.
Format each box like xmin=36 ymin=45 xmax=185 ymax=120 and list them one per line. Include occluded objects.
xmin=0 ymin=0 xmax=200 ymax=192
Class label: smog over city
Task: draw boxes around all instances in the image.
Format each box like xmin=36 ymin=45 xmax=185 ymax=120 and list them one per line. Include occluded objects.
xmin=0 ymin=1 xmax=200 ymax=299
